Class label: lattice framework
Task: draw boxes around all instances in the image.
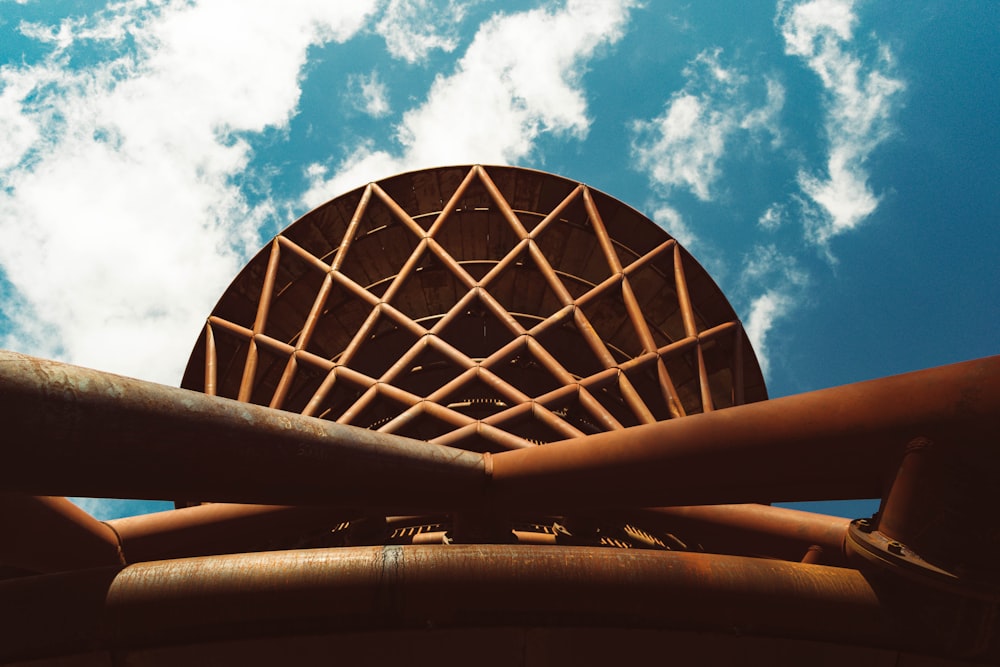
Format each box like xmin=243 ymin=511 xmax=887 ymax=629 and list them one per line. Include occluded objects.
xmin=184 ymin=165 xmax=765 ymax=452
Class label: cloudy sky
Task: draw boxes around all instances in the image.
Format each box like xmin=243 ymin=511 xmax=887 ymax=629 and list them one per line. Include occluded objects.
xmin=1 ymin=0 xmax=996 ymax=519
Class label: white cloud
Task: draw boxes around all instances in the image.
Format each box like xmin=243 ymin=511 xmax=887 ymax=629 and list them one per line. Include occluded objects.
xmin=375 ymin=0 xmax=468 ymax=64
xmin=651 ymin=204 xmax=695 ymax=248
xmin=631 ymin=48 xmax=784 ymax=202
xmin=0 ymin=1 xmax=378 ymax=384
xmin=758 ymin=203 xmax=784 ymax=230
xmin=778 ymin=0 xmax=904 ymax=245
xmin=304 ymin=0 xmax=638 ymax=205
xmin=744 ymin=290 xmax=793 ymax=380
xmin=348 ymin=69 xmax=391 ymax=117
xmin=739 ymin=244 xmax=808 ymax=379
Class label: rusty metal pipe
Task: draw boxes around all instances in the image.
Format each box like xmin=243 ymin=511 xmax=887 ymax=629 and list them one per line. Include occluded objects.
xmin=0 ymin=494 xmax=123 ymax=573
xmin=0 ymin=351 xmax=484 ymax=510
xmin=108 ymin=503 xmax=358 ymax=563
xmin=631 ymin=504 xmax=851 ymax=565
xmin=0 ymin=545 xmax=896 ymax=664
xmin=490 ymin=356 xmax=1000 ymax=509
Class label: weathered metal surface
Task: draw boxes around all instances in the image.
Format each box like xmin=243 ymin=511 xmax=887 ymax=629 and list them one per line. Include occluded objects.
xmin=0 ymin=545 xmax=898 ymax=664
xmin=1 ymin=352 xmax=998 ymax=515
xmin=627 ymin=504 xmax=851 ymax=565
xmin=489 ymin=355 xmax=1000 ymax=509
xmin=0 ymin=494 xmax=122 ymax=573
xmin=0 ymin=350 xmax=484 ymax=510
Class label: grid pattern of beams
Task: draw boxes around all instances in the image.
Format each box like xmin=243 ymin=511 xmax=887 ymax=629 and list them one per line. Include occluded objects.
xmin=183 ymin=165 xmax=765 ymax=452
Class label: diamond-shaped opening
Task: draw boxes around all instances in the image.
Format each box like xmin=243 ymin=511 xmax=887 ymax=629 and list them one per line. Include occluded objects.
xmin=533 ymin=316 xmax=607 ymax=379
xmin=344 ymin=313 xmax=422 ymax=380
xmin=436 ymin=373 xmax=514 ymax=421
xmin=436 ymin=294 xmax=519 ymax=361
xmin=337 ymin=191 xmax=422 ymax=290
xmin=304 ymin=289 xmax=376 ymax=362
xmin=577 ymin=287 xmax=645 ymax=362
xmin=388 ymin=252 xmax=467 ymax=322
xmin=263 ymin=243 xmax=329 ymax=344
xmin=486 ymin=246 xmax=567 ymax=320
xmin=488 ymin=344 xmax=565 ymax=399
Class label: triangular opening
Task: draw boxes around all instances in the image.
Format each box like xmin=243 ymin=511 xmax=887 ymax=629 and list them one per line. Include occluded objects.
xmin=539 ymin=387 xmax=614 ymax=436
xmin=499 ymin=409 xmax=575 ymax=445
xmin=620 ymin=360 xmax=674 ymax=423
xmin=382 ymin=406 xmax=461 ymax=442
xmin=341 ymin=388 xmax=411 ymax=431
xmin=436 ymin=293 xmax=519 ymax=361
xmin=487 ymin=340 xmax=565 ymax=399
xmin=588 ymin=379 xmax=644 ymax=429
xmin=437 ymin=372 xmax=515 ymax=421
xmin=533 ymin=314 xmax=607 ymax=380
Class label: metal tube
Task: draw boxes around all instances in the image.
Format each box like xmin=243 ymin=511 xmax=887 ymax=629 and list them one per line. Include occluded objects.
xmin=0 ymin=545 xmax=899 ymax=663
xmin=108 ymin=503 xmax=357 ymax=563
xmin=632 ymin=504 xmax=850 ymax=565
xmin=490 ymin=355 xmax=1000 ymax=509
xmin=0 ymin=351 xmax=484 ymax=510
xmin=0 ymin=494 xmax=123 ymax=572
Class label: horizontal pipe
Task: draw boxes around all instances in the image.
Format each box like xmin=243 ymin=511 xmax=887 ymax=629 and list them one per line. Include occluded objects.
xmin=0 ymin=351 xmax=484 ymax=511
xmin=0 ymin=545 xmax=896 ymax=663
xmin=490 ymin=355 xmax=1000 ymax=509
xmin=108 ymin=503 xmax=360 ymax=563
xmin=628 ymin=504 xmax=851 ymax=566
xmin=0 ymin=494 xmax=123 ymax=573
xmin=1 ymin=351 xmax=997 ymax=514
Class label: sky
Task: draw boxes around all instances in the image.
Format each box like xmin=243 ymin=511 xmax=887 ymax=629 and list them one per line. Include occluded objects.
xmin=1 ymin=0 xmax=996 ymax=520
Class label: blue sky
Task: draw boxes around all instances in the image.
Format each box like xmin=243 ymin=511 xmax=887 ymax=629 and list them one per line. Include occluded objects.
xmin=1 ymin=1 xmax=996 ymax=520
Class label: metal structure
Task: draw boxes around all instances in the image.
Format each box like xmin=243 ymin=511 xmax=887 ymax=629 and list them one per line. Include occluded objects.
xmin=1 ymin=165 xmax=998 ymax=665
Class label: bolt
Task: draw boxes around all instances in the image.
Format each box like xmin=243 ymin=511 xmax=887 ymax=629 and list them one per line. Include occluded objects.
xmin=856 ymin=519 xmax=872 ymax=533
xmin=887 ymin=541 xmax=905 ymax=556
